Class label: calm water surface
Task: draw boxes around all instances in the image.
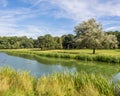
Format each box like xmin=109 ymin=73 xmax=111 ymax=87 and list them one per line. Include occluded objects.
xmin=0 ymin=52 xmax=120 ymax=77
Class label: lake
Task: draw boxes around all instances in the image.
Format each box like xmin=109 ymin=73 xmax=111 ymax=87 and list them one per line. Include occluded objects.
xmin=0 ymin=52 xmax=120 ymax=77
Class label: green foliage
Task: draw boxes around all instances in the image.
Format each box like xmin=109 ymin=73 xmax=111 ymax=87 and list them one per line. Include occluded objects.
xmin=54 ymin=36 xmax=63 ymax=49
xmin=95 ymin=55 xmax=120 ymax=63
xmin=75 ymin=54 xmax=94 ymax=61
xmin=106 ymin=31 xmax=120 ymax=48
xmin=0 ymin=36 xmax=34 ymax=49
xmin=62 ymin=34 xmax=75 ymax=49
xmin=37 ymin=34 xmax=63 ymax=50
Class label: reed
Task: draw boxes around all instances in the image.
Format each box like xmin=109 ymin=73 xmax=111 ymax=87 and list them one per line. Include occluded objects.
xmin=0 ymin=67 xmax=115 ymax=96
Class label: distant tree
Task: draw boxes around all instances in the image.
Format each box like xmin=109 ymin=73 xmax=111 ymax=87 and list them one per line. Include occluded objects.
xmin=54 ymin=36 xmax=63 ymax=49
xmin=74 ymin=18 xmax=118 ymax=54
xmin=37 ymin=36 xmax=45 ymax=50
xmin=37 ymin=34 xmax=55 ymax=50
xmin=106 ymin=31 xmax=120 ymax=48
xmin=0 ymin=37 xmax=7 ymax=49
xmin=33 ymin=39 xmax=39 ymax=48
xmin=44 ymin=34 xmax=55 ymax=49
xmin=18 ymin=36 xmax=34 ymax=48
xmin=62 ymin=34 xmax=75 ymax=49
xmin=8 ymin=37 xmax=20 ymax=49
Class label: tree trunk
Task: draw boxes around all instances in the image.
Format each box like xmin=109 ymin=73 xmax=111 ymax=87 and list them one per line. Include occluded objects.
xmin=93 ymin=48 xmax=95 ymax=54
xmin=67 ymin=44 xmax=69 ymax=49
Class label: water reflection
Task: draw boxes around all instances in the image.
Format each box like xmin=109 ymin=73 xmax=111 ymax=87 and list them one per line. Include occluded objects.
xmin=0 ymin=52 xmax=120 ymax=77
xmin=0 ymin=53 xmax=76 ymax=77
xmin=113 ymin=73 xmax=120 ymax=83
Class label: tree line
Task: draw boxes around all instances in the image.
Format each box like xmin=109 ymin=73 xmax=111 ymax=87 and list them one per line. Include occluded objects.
xmin=0 ymin=34 xmax=74 ymax=49
xmin=0 ymin=19 xmax=119 ymax=52
xmin=0 ymin=32 xmax=119 ymax=49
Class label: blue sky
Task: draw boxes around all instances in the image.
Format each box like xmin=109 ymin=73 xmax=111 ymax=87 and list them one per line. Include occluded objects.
xmin=0 ymin=0 xmax=120 ymax=38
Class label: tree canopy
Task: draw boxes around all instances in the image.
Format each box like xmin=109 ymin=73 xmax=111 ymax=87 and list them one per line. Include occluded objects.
xmin=74 ymin=18 xmax=118 ymax=54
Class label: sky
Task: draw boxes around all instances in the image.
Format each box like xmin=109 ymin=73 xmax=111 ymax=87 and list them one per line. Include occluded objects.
xmin=0 ymin=0 xmax=120 ymax=38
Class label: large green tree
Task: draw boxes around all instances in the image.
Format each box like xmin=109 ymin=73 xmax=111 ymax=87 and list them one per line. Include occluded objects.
xmin=74 ymin=18 xmax=118 ymax=54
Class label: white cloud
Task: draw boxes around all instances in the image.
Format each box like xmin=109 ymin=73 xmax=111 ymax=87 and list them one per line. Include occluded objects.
xmin=0 ymin=3 xmax=54 ymax=37
xmin=21 ymin=0 xmax=120 ymax=20
xmin=22 ymin=0 xmax=120 ymax=30
xmin=0 ymin=8 xmax=41 ymax=38
xmin=105 ymin=26 xmax=120 ymax=31
xmin=49 ymin=0 xmax=120 ymax=21
xmin=0 ymin=24 xmax=43 ymax=38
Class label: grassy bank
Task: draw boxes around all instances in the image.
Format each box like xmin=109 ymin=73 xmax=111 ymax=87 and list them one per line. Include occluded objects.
xmin=2 ymin=49 xmax=120 ymax=64
xmin=0 ymin=67 xmax=116 ymax=96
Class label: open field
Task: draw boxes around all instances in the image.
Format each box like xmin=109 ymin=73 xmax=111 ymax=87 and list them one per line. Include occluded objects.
xmin=2 ymin=49 xmax=120 ymax=64
xmin=0 ymin=67 xmax=116 ymax=96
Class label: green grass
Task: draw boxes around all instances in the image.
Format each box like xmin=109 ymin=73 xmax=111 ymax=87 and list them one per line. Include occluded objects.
xmin=0 ymin=67 xmax=116 ymax=96
xmin=2 ymin=49 xmax=120 ymax=64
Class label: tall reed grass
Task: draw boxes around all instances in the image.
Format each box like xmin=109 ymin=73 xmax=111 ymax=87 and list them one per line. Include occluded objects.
xmin=0 ymin=67 xmax=116 ymax=96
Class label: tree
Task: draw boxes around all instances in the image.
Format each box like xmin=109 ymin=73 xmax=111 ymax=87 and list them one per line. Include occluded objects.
xmin=33 ymin=39 xmax=39 ymax=48
xmin=106 ymin=31 xmax=120 ymax=48
xmin=18 ymin=36 xmax=34 ymax=48
xmin=37 ymin=36 xmax=46 ymax=50
xmin=44 ymin=34 xmax=55 ymax=49
xmin=101 ymin=34 xmax=118 ymax=49
xmin=74 ymin=18 xmax=118 ymax=54
xmin=62 ymin=34 xmax=75 ymax=49
xmin=54 ymin=36 xmax=63 ymax=49
xmin=37 ymin=34 xmax=55 ymax=50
